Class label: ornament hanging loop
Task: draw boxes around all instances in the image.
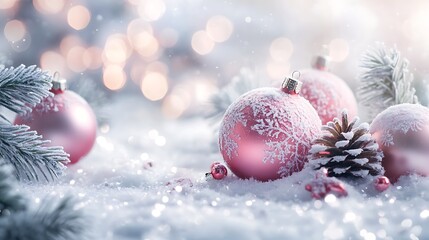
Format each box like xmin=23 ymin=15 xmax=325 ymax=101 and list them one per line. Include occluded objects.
xmin=51 ymin=72 xmax=67 ymax=92
xmin=282 ymin=71 xmax=303 ymax=95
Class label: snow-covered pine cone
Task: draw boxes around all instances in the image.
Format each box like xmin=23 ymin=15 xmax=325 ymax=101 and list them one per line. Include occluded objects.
xmin=308 ymin=111 xmax=384 ymax=178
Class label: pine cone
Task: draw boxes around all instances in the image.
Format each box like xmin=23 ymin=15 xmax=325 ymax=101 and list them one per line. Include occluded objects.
xmin=308 ymin=111 xmax=384 ymax=178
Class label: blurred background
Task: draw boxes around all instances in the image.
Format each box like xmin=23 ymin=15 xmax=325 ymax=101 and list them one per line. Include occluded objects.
xmin=1 ymin=0 xmax=429 ymax=119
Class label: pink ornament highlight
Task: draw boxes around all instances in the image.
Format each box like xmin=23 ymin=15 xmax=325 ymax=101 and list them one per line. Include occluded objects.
xmin=370 ymin=103 xmax=429 ymax=183
xmin=14 ymin=78 xmax=97 ymax=165
xmin=374 ymin=176 xmax=390 ymax=192
xmin=299 ymin=66 xmax=358 ymax=124
xmin=219 ymin=74 xmax=321 ymax=181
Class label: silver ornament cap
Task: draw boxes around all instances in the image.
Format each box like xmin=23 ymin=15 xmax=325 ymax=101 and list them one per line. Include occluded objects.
xmin=312 ymin=45 xmax=330 ymax=71
xmin=52 ymin=72 xmax=67 ymax=91
xmin=282 ymin=71 xmax=302 ymax=95
xmin=312 ymin=55 xmax=330 ymax=70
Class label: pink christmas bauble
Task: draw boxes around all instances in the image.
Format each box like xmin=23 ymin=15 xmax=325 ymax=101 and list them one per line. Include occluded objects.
xmin=299 ymin=69 xmax=358 ymax=124
xmin=219 ymin=86 xmax=321 ymax=181
xmin=370 ymin=103 xmax=429 ymax=183
xmin=15 ymin=84 xmax=97 ymax=165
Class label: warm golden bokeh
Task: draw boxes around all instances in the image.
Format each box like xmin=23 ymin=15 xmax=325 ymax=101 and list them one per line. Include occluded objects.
xmin=137 ymin=0 xmax=166 ymax=22
xmin=0 ymin=0 xmax=17 ymax=10
xmin=206 ymin=15 xmax=234 ymax=43
xmin=141 ymin=72 xmax=168 ymax=101
xmin=33 ymin=0 xmax=64 ymax=14
xmin=103 ymin=65 xmax=127 ymax=90
xmin=191 ymin=31 xmax=215 ymax=55
xmin=67 ymin=5 xmax=91 ymax=30
xmin=4 ymin=19 xmax=26 ymax=42
xmin=40 ymin=50 xmax=66 ymax=74
xmin=269 ymin=37 xmax=294 ymax=62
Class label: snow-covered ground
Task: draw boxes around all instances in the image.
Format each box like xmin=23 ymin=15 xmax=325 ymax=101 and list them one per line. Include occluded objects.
xmin=21 ymin=96 xmax=429 ymax=240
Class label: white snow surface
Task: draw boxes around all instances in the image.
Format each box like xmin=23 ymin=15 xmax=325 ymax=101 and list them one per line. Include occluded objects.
xmin=20 ymin=97 xmax=429 ymax=239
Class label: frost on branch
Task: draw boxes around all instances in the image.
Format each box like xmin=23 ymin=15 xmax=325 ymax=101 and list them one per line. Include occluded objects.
xmin=0 ymin=65 xmax=68 ymax=182
xmin=358 ymin=43 xmax=418 ymax=121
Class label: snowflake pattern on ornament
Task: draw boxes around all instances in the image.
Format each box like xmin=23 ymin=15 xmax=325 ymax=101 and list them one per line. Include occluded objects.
xmin=20 ymin=95 xmax=65 ymax=121
xmin=370 ymin=103 xmax=429 ymax=146
xmin=219 ymin=88 xmax=320 ymax=177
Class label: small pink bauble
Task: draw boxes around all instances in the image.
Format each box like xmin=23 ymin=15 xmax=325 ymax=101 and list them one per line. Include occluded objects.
xmin=15 ymin=79 xmax=97 ymax=164
xmin=210 ymin=162 xmax=228 ymax=180
xmin=370 ymin=103 xmax=429 ymax=182
xmin=299 ymin=62 xmax=358 ymax=124
xmin=374 ymin=176 xmax=390 ymax=192
xmin=219 ymin=75 xmax=321 ymax=181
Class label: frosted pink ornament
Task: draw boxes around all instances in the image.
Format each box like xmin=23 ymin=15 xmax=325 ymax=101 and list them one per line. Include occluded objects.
xmin=14 ymin=78 xmax=97 ymax=165
xmin=219 ymin=73 xmax=321 ymax=181
xmin=370 ymin=103 xmax=429 ymax=183
xmin=299 ymin=56 xmax=358 ymax=124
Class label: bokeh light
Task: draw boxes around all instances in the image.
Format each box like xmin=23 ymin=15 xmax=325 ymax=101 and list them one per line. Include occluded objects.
xmin=4 ymin=19 xmax=26 ymax=42
xmin=266 ymin=60 xmax=290 ymax=80
xmin=141 ymin=72 xmax=169 ymax=101
xmin=67 ymin=5 xmax=91 ymax=30
xmin=67 ymin=46 xmax=87 ymax=72
xmin=33 ymin=0 xmax=64 ymax=14
xmin=83 ymin=47 xmax=102 ymax=70
xmin=103 ymin=34 xmax=131 ymax=65
xmin=0 ymin=0 xmax=17 ymax=10
xmin=103 ymin=65 xmax=127 ymax=90
xmin=206 ymin=15 xmax=234 ymax=43
xmin=269 ymin=37 xmax=293 ymax=62
xmin=159 ymin=28 xmax=179 ymax=48
xmin=40 ymin=51 xmax=66 ymax=74
xmin=191 ymin=31 xmax=215 ymax=55
xmin=137 ymin=0 xmax=166 ymax=22
xmin=329 ymin=38 xmax=349 ymax=62
xmin=162 ymin=94 xmax=189 ymax=119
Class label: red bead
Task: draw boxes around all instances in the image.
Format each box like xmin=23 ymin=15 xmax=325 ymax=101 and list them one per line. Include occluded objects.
xmin=210 ymin=163 xmax=228 ymax=180
xmin=374 ymin=176 xmax=390 ymax=192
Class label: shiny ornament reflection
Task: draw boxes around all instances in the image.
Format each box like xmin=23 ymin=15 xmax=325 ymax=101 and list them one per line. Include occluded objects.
xmin=15 ymin=79 xmax=97 ymax=164
xmin=219 ymin=75 xmax=321 ymax=181
xmin=370 ymin=103 xmax=429 ymax=182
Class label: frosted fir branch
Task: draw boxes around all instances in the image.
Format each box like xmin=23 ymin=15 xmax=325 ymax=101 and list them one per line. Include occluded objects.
xmin=0 ymin=123 xmax=68 ymax=182
xmin=0 ymin=65 xmax=53 ymax=115
xmin=207 ymin=68 xmax=264 ymax=123
xmin=0 ymin=197 xmax=88 ymax=240
xmin=358 ymin=44 xmax=418 ymax=120
xmin=0 ymin=165 xmax=27 ymax=215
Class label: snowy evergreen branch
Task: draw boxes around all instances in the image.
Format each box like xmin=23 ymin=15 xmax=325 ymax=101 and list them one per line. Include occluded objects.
xmin=0 ymin=165 xmax=27 ymax=215
xmin=0 ymin=65 xmax=53 ymax=115
xmin=0 ymin=196 xmax=88 ymax=240
xmin=358 ymin=44 xmax=418 ymax=120
xmin=207 ymin=68 xmax=264 ymax=123
xmin=0 ymin=64 xmax=69 ymax=182
xmin=0 ymin=123 xmax=68 ymax=182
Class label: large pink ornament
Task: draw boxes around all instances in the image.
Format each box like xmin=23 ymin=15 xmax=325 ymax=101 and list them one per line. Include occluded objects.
xmin=15 ymin=79 xmax=97 ymax=164
xmin=299 ymin=56 xmax=358 ymax=124
xmin=219 ymin=74 xmax=321 ymax=181
xmin=370 ymin=103 xmax=429 ymax=182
